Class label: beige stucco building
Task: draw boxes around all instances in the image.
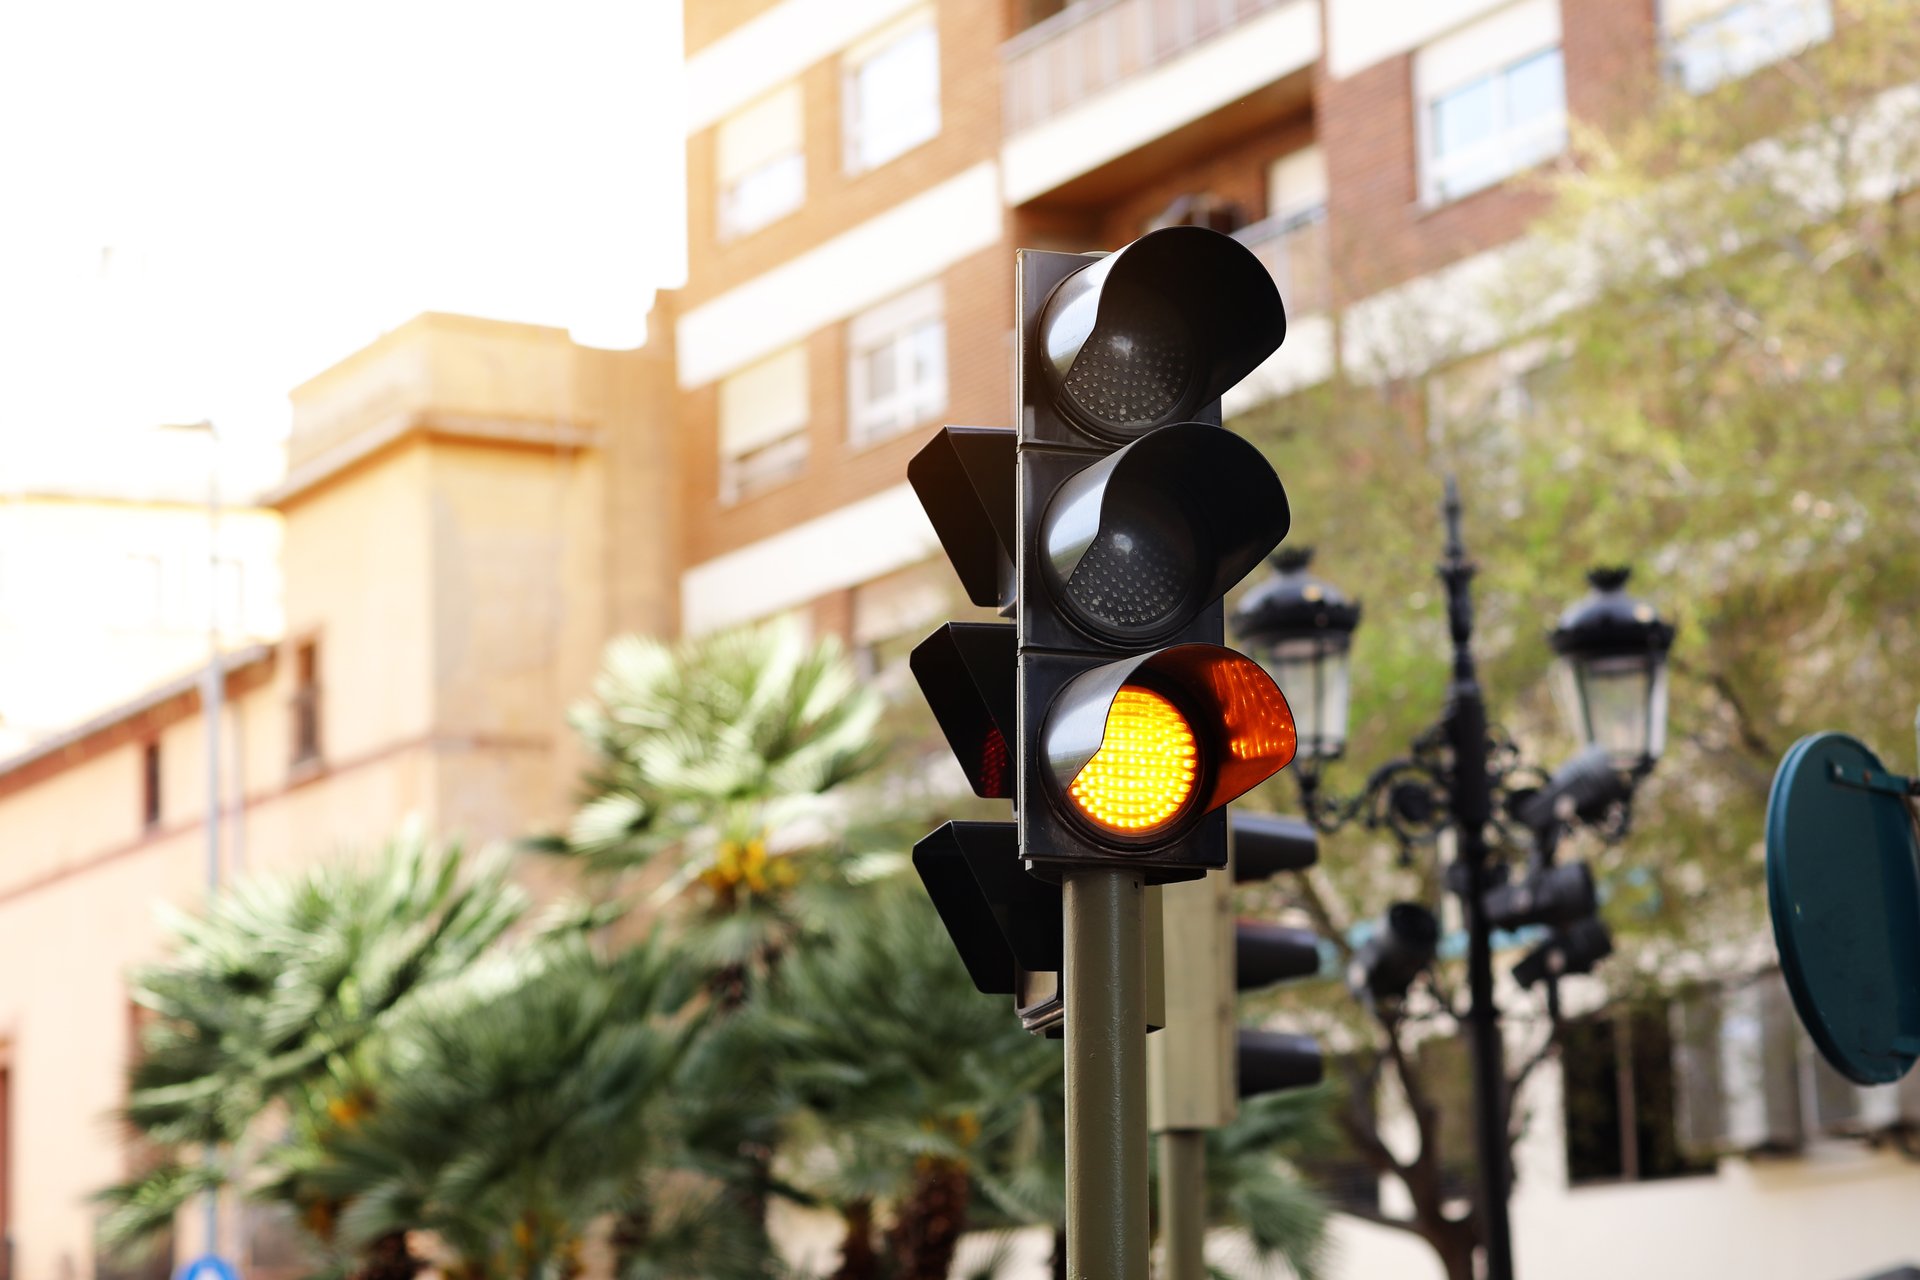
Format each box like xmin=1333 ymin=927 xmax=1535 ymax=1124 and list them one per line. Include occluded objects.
xmin=0 ymin=313 xmax=678 ymax=1278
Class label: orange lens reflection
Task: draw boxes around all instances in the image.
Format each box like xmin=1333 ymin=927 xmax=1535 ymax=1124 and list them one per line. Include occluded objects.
xmin=1068 ymin=685 xmax=1199 ymax=835
xmin=1209 ymin=654 xmax=1297 ymax=765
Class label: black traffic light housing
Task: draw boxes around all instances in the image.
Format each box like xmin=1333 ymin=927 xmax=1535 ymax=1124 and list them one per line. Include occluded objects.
xmin=1231 ymin=815 xmax=1326 ymax=1098
xmin=1514 ymin=916 xmax=1615 ymax=989
xmin=1348 ymin=902 xmax=1441 ymax=1008
xmin=1013 ymin=230 xmax=1295 ymax=881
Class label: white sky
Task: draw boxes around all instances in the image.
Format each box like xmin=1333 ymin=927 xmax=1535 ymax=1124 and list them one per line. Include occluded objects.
xmin=0 ymin=0 xmax=687 ymax=488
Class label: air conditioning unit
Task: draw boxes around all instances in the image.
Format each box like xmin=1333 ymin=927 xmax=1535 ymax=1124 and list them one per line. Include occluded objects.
xmin=1674 ymin=969 xmax=1920 ymax=1156
xmin=1671 ymin=973 xmax=1804 ymax=1156
xmin=1806 ymin=1037 xmax=1920 ymax=1138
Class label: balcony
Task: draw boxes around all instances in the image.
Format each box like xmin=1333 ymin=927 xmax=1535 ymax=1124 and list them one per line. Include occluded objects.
xmin=1004 ymin=0 xmax=1290 ymax=134
xmin=1234 ymin=205 xmax=1330 ymax=317
xmin=999 ymin=0 xmax=1320 ymax=206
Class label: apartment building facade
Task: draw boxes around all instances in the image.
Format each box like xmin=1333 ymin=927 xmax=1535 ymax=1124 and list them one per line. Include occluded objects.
xmin=674 ymin=0 xmax=1920 ymax=1277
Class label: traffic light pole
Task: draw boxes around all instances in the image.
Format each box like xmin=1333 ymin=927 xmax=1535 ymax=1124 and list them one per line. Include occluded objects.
xmin=1063 ymin=868 xmax=1150 ymax=1280
xmin=1438 ymin=479 xmax=1516 ymax=1280
xmin=1157 ymin=1129 xmax=1207 ymax=1280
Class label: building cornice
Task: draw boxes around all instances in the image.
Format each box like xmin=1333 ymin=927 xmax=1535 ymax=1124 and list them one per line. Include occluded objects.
xmin=0 ymin=644 xmax=277 ymax=801
xmin=264 ymin=412 xmax=601 ymax=510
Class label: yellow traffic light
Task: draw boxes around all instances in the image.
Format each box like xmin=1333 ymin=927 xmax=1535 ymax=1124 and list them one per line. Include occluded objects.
xmin=1067 ymin=686 xmax=1200 ymax=835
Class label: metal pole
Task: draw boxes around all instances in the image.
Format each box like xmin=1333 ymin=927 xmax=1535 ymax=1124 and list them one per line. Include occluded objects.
xmin=1157 ymin=1129 xmax=1207 ymax=1280
xmin=200 ymin=424 xmax=222 ymax=1259
xmin=1063 ymin=868 xmax=1149 ymax=1280
xmin=1437 ymin=477 xmax=1515 ymax=1280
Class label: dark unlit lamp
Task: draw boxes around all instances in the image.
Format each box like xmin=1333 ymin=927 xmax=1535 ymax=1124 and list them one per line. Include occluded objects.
xmin=1230 ymin=546 xmax=1361 ymax=761
xmin=1549 ymin=567 xmax=1676 ymax=773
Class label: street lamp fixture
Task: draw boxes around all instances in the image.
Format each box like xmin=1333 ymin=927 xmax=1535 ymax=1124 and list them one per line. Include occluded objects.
xmin=1228 ymin=478 xmax=1673 ymax=1280
xmin=1548 ymin=566 xmax=1676 ymax=775
xmin=1230 ymin=546 xmax=1360 ymax=762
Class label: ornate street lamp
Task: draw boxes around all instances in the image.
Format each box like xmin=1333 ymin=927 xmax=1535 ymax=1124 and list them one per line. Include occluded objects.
xmin=1228 ymin=478 xmax=1674 ymax=1280
xmin=1548 ymin=567 xmax=1676 ymax=775
xmin=1231 ymin=546 xmax=1361 ymax=761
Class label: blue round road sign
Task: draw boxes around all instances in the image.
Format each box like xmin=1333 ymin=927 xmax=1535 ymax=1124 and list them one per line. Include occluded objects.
xmin=175 ymin=1256 xmax=239 ymax=1280
xmin=1766 ymin=732 xmax=1920 ymax=1085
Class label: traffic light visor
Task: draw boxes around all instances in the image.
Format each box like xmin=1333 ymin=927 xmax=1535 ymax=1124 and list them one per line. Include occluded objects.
xmin=1041 ymin=423 xmax=1290 ymax=645
xmin=1044 ymin=645 xmax=1296 ymax=845
xmin=1038 ymin=226 xmax=1285 ymax=441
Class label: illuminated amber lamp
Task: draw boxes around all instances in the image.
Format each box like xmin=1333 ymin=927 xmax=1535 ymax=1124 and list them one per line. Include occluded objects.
xmin=1044 ymin=646 xmax=1296 ymax=851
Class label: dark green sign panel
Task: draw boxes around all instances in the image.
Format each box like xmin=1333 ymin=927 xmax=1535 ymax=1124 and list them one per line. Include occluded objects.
xmin=1766 ymin=732 xmax=1920 ymax=1085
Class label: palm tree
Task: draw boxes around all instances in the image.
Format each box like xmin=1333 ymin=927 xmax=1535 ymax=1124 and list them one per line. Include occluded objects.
xmin=561 ymin=616 xmax=882 ymax=879
xmin=97 ymin=833 xmax=525 ymax=1261
xmin=744 ymin=873 xmax=1061 ymax=1280
xmin=266 ymin=936 xmax=772 ymax=1280
xmin=1197 ymin=1089 xmax=1335 ymax=1280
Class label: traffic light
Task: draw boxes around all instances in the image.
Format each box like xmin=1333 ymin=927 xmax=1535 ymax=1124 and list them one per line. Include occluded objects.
xmin=1231 ymin=812 xmax=1325 ymax=1095
xmin=1150 ymin=814 xmax=1325 ymax=1134
xmin=1513 ymin=917 xmax=1614 ymax=989
xmin=1502 ymin=747 xmax=1619 ymax=988
xmin=1014 ymin=226 xmax=1297 ymax=880
xmin=1482 ymin=862 xmax=1597 ymax=932
xmin=1348 ymin=902 xmax=1440 ymax=1009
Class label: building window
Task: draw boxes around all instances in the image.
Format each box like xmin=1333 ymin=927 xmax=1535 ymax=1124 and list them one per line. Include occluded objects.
xmin=1561 ymin=1005 xmax=1715 ymax=1185
xmin=719 ymin=346 xmax=811 ymax=502
xmin=1417 ymin=0 xmax=1567 ymax=205
xmin=847 ymin=282 xmax=947 ymax=447
xmin=1663 ymin=0 xmax=1833 ymax=95
xmin=844 ymin=10 xmax=941 ymax=173
xmin=141 ymin=741 xmax=161 ymax=829
xmin=717 ymin=84 xmax=804 ymax=239
xmin=292 ymin=640 xmax=322 ymax=766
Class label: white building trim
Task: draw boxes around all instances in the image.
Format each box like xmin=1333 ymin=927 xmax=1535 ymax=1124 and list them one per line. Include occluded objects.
xmin=680 ymin=482 xmax=940 ymax=635
xmin=675 ymin=162 xmax=1002 ymax=389
xmin=1326 ymin=0 xmax=1513 ymax=81
xmin=686 ymin=0 xmax=923 ymax=134
xmin=1001 ymin=0 xmax=1320 ymax=206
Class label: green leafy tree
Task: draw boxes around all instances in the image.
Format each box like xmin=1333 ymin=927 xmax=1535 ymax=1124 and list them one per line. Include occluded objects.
xmin=1229 ymin=6 xmax=1920 ymax=1277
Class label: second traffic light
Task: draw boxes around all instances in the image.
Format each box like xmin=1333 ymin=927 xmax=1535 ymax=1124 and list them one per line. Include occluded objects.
xmin=1014 ymin=227 xmax=1298 ymax=880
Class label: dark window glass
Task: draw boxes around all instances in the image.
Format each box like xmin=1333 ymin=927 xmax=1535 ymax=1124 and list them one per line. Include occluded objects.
xmin=141 ymin=742 xmax=161 ymax=829
xmin=1564 ymin=1005 xmax=1715 ymax=1185
xmin=292 ymin=641 xmax=322 ymax=765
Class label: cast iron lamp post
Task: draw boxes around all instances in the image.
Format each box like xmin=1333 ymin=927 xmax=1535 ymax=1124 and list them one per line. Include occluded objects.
xmin=1231 ymin=478 xmax=1674 ymax=1280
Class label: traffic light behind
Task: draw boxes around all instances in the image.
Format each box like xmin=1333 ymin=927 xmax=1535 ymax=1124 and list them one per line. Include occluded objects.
xmin=1015 ymin=227 xmax=1296 ymax=880
xmin=1231 ymin=815 xmax=1326 ymax=1098
xmin=1150 ymin=813 xmax=1326 ymax=1132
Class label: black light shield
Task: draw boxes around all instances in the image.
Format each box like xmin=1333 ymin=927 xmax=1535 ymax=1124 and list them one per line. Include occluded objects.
xmin=910 ymin=622 xmax=1016 ymax=799
xmin=1037 ymin=226 xmax=1286 ymax=443
xmin=913 ymin=823 xmax=1018 ymax=995
xmin=1235 ymin=922 xmax=1323 ymax=990
xmin=911 ymin=822 xmax=1062 ymax=997
xmin=1038 ymin=423 xmax=1290 ymax=647
xmin=1231 ymin=812 xmax=1320 ymax=882
xmin=1238 ymin=1030 xmax=1325 ymax=1098
xmin=908 ymin=426 xmax=1017 ymax=609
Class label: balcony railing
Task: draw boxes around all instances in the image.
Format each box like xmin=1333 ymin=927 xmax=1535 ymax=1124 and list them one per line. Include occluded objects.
xmin=1003 ymin=0 xmax=1288 ymax=135
xmin=1233 ymin=205 xmax=1330 ymax=317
